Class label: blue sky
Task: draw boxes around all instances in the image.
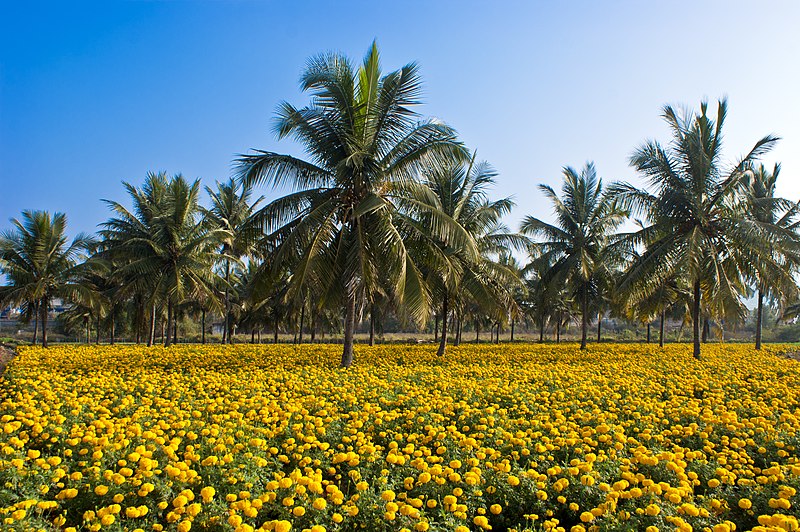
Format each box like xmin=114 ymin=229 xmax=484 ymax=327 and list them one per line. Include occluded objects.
xmin=2 ymin=0 xmax=799 ymax=238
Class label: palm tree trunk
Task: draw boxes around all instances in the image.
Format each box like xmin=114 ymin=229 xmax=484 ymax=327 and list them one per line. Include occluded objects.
xmin=173 ymin=317 xmax=178 ymax=345
xmin=436 ymin=293 xmax=448 ymax=357
xmin=136 ymin=300 xmax=143 ymax=344
xmin=692 ymin=280 xmax=701 ymax=359
xmin=165 ymin=300 xmax=173 ymax=347
xmin=454 ymin=310 xmax=462 ymax=346
xmin=341 ymin=290 xmax=356 ymax=368
xmin=580 ymin=290 xmax=588 ymax=350
xmin=299 ymin=304 xmax=305 ymax=344
xmin=224 ymin=259 xmax=231 ymax=344
xmin=96 ymin=316 xmax=100 ymax=344
xmin=596 ymin=312 xmax=602 ymax=343
xmin=85 ymin=316 xmax=90 ymax=344
xmin=110 ymin=308 xmax=116 ymax=345
xmin=539 ymin=319 xmax=544 ymax=343
xmin=659 ymin=309 xmax=665 ymax=348
xmin=32 ymin=300 xmax=39 ymax=345
xmin=251 ymin=328 xmax=255 ymax=344
xmin=556 ymin=313 xmax=561 ymax=344
xmin=201 ymin=309 xmax=206 ymax=344
xmin=511 ymin=319 xmax=515 ymax=342
xmin=702 ymin=317 xmax=709 ymax=343
xmin=646 ymin=322 xmax=651 ymax=343
xmin=148 ymin=303 xmax=156 ymax=347
xmin=369 ymin=303 xmax=375 ymax=347
xmin=755 ymin=289 xmax=764 ymax=350
xmin=475 ymin=320 xmax=480 ymax=343
xmin=40 ymin=298 xmax=48 ymax=348
xmin=434 ymin=314 xmax=439 ymax=342
xmin=310 ymin=312 xmax=316 ymax=344
xmin=273 ymin=312 xmax=279 ymax=344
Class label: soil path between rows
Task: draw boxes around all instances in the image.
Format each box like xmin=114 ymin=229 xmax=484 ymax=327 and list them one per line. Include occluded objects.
xmin=0 ymin=345 xmax=16 ymax=378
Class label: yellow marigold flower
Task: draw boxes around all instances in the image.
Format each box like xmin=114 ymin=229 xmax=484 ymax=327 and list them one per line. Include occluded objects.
xmin=738 ymin=498 xmax=752 ymax=510
xmin=274 ymin=520 xmax=292 ymax=532
xmin=201 ymin=486 xmax=215 ymax=502
xmin=473 ymin=515 xmax=489 ymax=528
xmin=645 ymin=504 xmax=660 ymax=516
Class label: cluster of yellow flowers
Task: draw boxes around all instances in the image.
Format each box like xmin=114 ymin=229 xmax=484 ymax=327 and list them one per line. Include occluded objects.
xmin=1 ymin=343 xmax=799 ymax=532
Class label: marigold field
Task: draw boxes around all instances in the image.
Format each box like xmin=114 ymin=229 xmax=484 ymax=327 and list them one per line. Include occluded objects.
xmin=1 ymin=344 xmax=799 ymax=532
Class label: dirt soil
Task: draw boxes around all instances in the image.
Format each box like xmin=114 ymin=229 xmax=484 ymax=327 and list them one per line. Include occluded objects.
xmin=0 ymin=345 xmax=16 ymax=377
xmin=783 ymin=350 xmax=800 ymax=361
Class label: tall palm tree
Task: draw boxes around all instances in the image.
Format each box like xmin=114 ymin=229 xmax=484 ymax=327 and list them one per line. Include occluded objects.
xmin=408 ymin=152 xmax=523 ymax=356
xmin=236 ymin=42 xmax=467 ymax=367
xmin=102 ymin=173 xmax=221 ymax=347
xmin=0 ymin=211 xmax=91 ymax=347
xmin=522 ymin=255 xmax=554 ymax=343
xmin=67 ymin=252 xmax=114 ymax=344
xmin=741 ymin=163 xmax=800 ymax=349
xmin=100 ymin=173 xmax=169 ymax=346
xmin=611 ymin=99 xmax=780 ymax=358
xmin=498 ymin=251 xmax=525 ymax=341
xmin=204 ymin=179 xmax=263 ymax=343
xmin=521 ymin=163 xmax=626 ymax=349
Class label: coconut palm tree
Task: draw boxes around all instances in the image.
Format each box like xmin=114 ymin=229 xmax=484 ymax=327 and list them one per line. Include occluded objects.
xmin=406 ymin=152 xmax=523 ymax=356
xmin=100 ymin=173 xmax=169 ymax=345
xmin=610 ymin=99 xmax=780 ymax=358
xmin=521 ymin=163 xmax=626 ymax=349
xmin=204 ymin=179 xmax=263 ymax=343
xmin=0 ymin=211 xmax=91 ymax=347
xmin=236 ymin=42 xmax=468 ymax=367
xmin=498 ymin=251 xmax=525 ymax=341
xmin=102 ymin=173 xmax=221 ymax=347
xmin=522 ymin=255 xmax=554 ymax=343
xmin=741 ymin=163 xmax=800 ymax=349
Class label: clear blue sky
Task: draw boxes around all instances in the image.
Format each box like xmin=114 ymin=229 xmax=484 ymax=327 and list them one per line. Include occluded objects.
xmin=2 ymin=0 xmax=799 ymax=238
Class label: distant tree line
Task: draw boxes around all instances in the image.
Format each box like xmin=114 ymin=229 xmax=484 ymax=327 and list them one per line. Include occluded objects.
xmin=2 ymin=43 xmax=798 ymax=366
